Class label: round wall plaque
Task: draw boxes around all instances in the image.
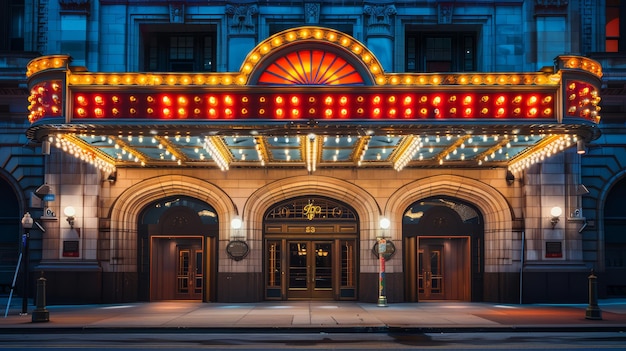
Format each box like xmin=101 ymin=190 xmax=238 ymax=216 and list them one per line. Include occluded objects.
xmin=226 ymin=240 xmax=249 ymax=261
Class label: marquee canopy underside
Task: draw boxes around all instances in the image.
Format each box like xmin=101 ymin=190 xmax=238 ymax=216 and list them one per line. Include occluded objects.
xmin=29 ymin=119 xmax=597 ymax=172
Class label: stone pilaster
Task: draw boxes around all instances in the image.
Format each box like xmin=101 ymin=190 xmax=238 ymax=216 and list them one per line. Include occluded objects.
xmin=363 ymin=1 xmax=396 ymax=72
xmin=58 ymin=0 xmax=90 ymax=67
xmin=225 ymin=1 xmax=258 ymax=71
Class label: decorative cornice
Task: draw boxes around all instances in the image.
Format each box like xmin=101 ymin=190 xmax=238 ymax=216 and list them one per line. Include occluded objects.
xmin=534 ymin=0 xmax=568 ymax=16
xmin=169 ymin=3 xmax=184 ymax=23
xmin=225 ymin=2 xmax=258 ymax=35
xmin=363 ymin=2 xmax=396 ymax=36
xmin=438 ymin=3 xmax=454 ymax=25
xmin=58 ymin=0 xmax=90 ymax=14
xmin=304 ymin=3 xmax=320 ymax=24
xmin=536 ymin=0 xmax=569 ymax=7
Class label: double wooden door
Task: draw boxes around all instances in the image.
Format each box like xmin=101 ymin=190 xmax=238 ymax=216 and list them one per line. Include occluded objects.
xmin=287 ymin=241 xmax=333 ymax=299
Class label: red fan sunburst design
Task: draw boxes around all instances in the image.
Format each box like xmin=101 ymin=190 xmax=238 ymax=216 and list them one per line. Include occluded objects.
xmin=257 ymin=49 xmax=365 ymax=85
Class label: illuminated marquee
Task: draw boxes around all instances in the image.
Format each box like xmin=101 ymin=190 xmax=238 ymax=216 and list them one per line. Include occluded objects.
xmin=24 ymin=27 xmax=603 ymax=172
xmin=69 ymin=90 xmax=557 ymax=120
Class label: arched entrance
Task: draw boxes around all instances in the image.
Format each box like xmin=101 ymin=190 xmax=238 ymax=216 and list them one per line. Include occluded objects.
xmin=0 ymin=177 xmax=20 ymax=291
xmin=604 ymin=176 xmax=626 ymax=296
xmin=137 ymin=196 xmax=218 ymax=301
xmin=403 ymin=196 xmax=484 ymax=301
xmin=264 ymin=196 xmax=359 ymax=300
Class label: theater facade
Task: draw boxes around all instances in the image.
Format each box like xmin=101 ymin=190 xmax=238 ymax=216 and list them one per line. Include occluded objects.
xmin=25 ymin=26 xmax=603 ymax=304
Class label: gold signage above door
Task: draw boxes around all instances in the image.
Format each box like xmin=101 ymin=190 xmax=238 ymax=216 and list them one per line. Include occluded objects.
xmin=303 ymin=201 xmax=322 ymax=220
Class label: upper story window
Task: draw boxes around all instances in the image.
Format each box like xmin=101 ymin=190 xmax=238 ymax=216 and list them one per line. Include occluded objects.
xmin=406 ymin=31 xmax=476 ymax=72
xmin=606 ymin=0 xmax=622 ymax=52
xmin=0 ymin=0 xmax=24 ymax=51
xmin=141 ymin=25 xmax=216 ymax=72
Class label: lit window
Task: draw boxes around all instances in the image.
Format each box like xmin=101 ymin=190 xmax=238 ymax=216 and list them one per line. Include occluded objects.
xmin=606 ymin=0 xmax=621 ymax=52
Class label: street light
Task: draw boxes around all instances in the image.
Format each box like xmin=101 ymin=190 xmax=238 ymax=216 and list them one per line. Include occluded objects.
xmin=20 ymin=212 xmax=33 ymax=315
xmin=377 ymin=217 xmax=390 ymax=307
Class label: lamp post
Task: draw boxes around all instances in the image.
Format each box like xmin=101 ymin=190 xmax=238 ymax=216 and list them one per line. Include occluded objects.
xmin=20 ymin=212 xmax=33 ymax=315
xmin=377 ymin=217 xmax=390 ymax=307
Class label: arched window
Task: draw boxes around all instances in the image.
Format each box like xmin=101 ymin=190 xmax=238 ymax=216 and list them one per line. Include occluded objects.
xmin=0 ymin=179 xmax=20 ymax=285
xmin=605 ymin=177 xmax=626 ymax=269
xmin=140 ymin=196 xmax=218 ymax=225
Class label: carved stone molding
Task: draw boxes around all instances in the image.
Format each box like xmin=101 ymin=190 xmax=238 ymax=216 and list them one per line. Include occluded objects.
xmin=535 ymin=0 xmax=569 ymax=15
xmin=58 ymin=0 xmax=90 ymax=14
xmin=580 ymin=0 xmax=594 ymax=54
xmin=536 ymin=0 xmax=569 ymax=7
xmin=438 ymin=2 xmax=454 ymax=25
xmin=169 ymin=3 xmax=184 ymax=24
xmin=304 ymin=3 xmax=320 ymax=24
xmin=363 ymin=2 xmax=396 ymax=36
xmin=38 ymin=0 xmax=49 ymax=53
xmin=225 ymin=2 xmax=258 ymax=35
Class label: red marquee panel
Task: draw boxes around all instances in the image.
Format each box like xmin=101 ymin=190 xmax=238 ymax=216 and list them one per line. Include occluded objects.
xmin=69 ymin=90 xmax=556 ymax=120
xmin=565 ymin=80 xmax=601 ymax=120
xmin=28 ymin=80 xmax=64 ymax=123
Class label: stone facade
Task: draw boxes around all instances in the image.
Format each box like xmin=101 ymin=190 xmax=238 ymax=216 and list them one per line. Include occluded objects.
xmin=1 ymin=0 xmax=625 ymax=304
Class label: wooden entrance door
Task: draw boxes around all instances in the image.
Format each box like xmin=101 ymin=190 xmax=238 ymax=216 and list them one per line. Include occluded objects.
xmin=287 ymin=241 xmax=333 ymax=299
xmin=418 ymin=237 xmax=470 ymax=301
xmin=418 ymin=241 xmax=444 ymax=300
xmin=151 ymin=237 xmax=204 ymax=300
xmin=175 ymin=243 xmax=203 ymax=300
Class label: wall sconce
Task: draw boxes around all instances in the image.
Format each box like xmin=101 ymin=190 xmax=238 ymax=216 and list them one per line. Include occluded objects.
xmin=64 ymin=206 xmax=76 ymax=228
xmin=106 ymin=171 xmax=117 ymax=183
xmin=550 ymin=206 xmax=562 ymax=228
xmin=379 ymin=217 xmax=390 ymax=230
xmin=505 ymin=170 xmax=515 ymax=185
xmin=231 ymin=217 xmax=242 ymax=230
xmin=577 ymin=140 xmax=586 ymax=154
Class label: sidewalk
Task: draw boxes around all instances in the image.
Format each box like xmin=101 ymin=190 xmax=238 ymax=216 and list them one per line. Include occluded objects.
xmin=1 ymin=297 xmax=626 ymax=333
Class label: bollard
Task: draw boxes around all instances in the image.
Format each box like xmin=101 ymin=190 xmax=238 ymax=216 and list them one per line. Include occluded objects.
xmin=31 ymin=273 xmax=49 ymax=323
xmin=585 ymin=269 xmax=602 ymax=320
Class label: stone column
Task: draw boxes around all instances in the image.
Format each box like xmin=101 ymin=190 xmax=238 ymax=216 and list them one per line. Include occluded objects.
xmin=363 ymin=2 xmax=396 ymax=73
xmin=225 ymin=1 xmax=258 ymax=72
xmin=58 ymin=0 xmax=90 ymax=67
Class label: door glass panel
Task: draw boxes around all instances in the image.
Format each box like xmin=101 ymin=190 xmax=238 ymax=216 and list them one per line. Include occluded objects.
xmin=341 ymin=240 xmax=355 ymax=287
xmin=314 ymin=243 xmax=332 ymax=289
xmin=267 ymin=240 xmax=282 ymax=287
xmin=177 ymin=249 xmax=190 ymax=294
xmin=194 ymin=250 xmax=203 ymax=294
xmin=418 ymin=249 xmax=424 ymax=294
xmin=430 ymin=249 xmax=442 ymax=294
xmin=289 ymin=242 xmax=308 ymax=289
xmin=418 ymin=242 xmax=444 ymax=300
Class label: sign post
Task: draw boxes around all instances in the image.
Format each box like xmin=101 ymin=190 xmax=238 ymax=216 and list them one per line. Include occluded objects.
xmin=377 ymin=237 xmax=388 ymax=307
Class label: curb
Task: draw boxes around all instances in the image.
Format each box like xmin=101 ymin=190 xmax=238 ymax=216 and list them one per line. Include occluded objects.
xmin=0 ymin=325 xmax=625 ymax=334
